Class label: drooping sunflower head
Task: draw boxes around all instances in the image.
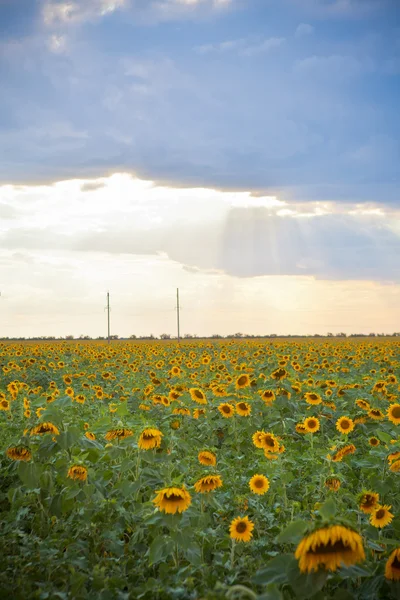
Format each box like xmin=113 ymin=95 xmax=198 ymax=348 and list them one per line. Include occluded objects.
xmin=359 ymin=491 xmax=380 ymax=514
xmin=388 ymin=451 xmax=400 ymax=464
xmin=303 ymin=417 xmax=320 ymax=434
xmin=153 ymin=486 xmax=191 ymax=514
xmin=260 ymin=389 xmax=275 ymax=405
xmin=138 ymin=428 xmax=163 ymax=450
xmin=304 ymin=392 xmax=322 ymax=405
xmin=295 ymin=423 xmax=307 ymax=434
xmin=218 ymin=403 xmax=235 ymax=418
xmin=198 ymin=450 xmax=216 ymax=466
xmin=325 ymin=477 xmax=341 ymax=492
xmin=368 ymin=408 xmax=385 ymax=421
xmin=370 ymin=505 xmax=394 ymax=528
xmin=105 ymin=428 xmax=133 ymax=441
xmin=67 ymin=465 xmax=88 ymax=481
xmin=194 ymin=474 xmax=223 ymax=493
xmin=249 ymin=474 xmax=270 ymax=495
xmin=6 ymin=445 xmax=32 ymax=462
xmin=388 ymin=404 xmax=400 ymax=425
xmin=295 ymin=525 xmax=365 ymax=573
xmin=229 ymin=516 xmax=254 ymax=543
xmin=236 ymin=401 xmax=251 ymax=417
xmin=336 ymin=416 xmax=355 ymax=435
xmin=189 ymin=388 xmax=207 ymax=405
xmin=385 ymin=547 xmax=400 ymax=581
xmin=30 ymin=422 xmax=60 ymax=436
xmin=389 ymin=459 xmax=400 ymax=473
xmin=356 ymin=399 xmax=371 ymax=411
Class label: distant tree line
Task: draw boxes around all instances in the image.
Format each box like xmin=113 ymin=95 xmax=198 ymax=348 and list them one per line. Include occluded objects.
xmin=1 ymin=332 xmax=400 ymax=341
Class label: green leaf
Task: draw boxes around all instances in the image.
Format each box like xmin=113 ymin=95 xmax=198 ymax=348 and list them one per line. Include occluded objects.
xmin=376 ymin=430 xmax=392 ymax=444
xmin=148 ymin=536 xmax=174 ymax=566
xmin=276 ymin=520 xmax=308 ymax=544
xmin=57 ymin=427 xmax=81 ymax=450
xmin=18 ymin=461 xmax=41 ymax=489
xmin=252 ymin=554 xmax=297 ymax=586
xmin=318 ymin=497 xmax=336 ymax=520
xmin=257 ymin=583 xmax=284 ymax=600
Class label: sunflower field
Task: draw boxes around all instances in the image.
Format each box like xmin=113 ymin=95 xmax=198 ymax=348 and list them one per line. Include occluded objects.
xmin=1 ymin=338 xmax=400 ymax=600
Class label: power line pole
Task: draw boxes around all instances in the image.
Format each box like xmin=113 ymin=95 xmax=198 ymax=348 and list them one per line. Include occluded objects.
xmin=176 ymin=287 xmax=180 ymax=342
xmin=106 ymin=291 xmax=110 ymax=343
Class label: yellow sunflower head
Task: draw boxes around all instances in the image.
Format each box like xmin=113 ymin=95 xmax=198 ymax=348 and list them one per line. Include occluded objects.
xmin=304 ymin=417 xmax=320 ymax=433
xmin=198 ymin=450 xmax=217 ymax=467
xmin=236 ymin=401 xmax=251 ymax=417
xmin=295 ymin=525 xmax=365 ymax=573
xmin=388 ymin=404 xmax=400 ymax=425
xmin=138 ymin=428 xmax=163 ymax=450
xmin=194 ymin=474 xmax=223 ymax=493
xmin=249 ymin=474 xmax=270 ymax=495
xmin=385 ymin=547 xmax=400 ymax=581
xmin=229 ymin=516 xmax=254 ymax=543
xmin=218 ymin=403 xmax=235 ymax=418
xmin=370 ymin=505 xmax=393 ymax=528
xmin=152 ymin=486 xmax=191 ymax=514
xmin=359 ymin=491 xmax=380 ymax=514
xmin=336 ymin=416 xmax=355 ymax=435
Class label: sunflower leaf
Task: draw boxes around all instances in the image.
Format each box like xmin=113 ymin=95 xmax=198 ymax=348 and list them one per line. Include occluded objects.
xmin=252 ymin=554 xmax=297 ymax=585
xmin=318 ymin=497 xmax=336 ymax=520
xmin=276 ymin=520 xmax=308 ymax=544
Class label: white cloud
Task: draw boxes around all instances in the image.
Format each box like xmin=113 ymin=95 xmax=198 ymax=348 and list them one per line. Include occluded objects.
xmin=42 ymin=0 xmax=127 ymax=26
xmin=295 ymin=23 xmax=315 ymax=37
xmin=195 ymin=36 xmax=285 ymax=56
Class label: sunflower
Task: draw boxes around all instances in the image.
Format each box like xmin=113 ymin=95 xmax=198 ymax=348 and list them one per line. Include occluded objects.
xmin=152 ymin=486 xmax=191 ymax=514
xmin=356 ymin=399 xmax=370 ymax=411
xmin=65 ymin=387 xmax=74 ymax=397
xmin=236 ymin=401 xmax=251 ymax=416
xmin=368 ymin=408 xmax=385 ymax=421
xmin=388 ymin=404 xmax=400 ymax=425
xmin=30 ymin=422 xmax=60 ymax=436
xmin=189 ymin=388 xmax=207 ymax=405
xmin=194 ymin=474 xmax=223 ymax=493
xmin=104 ymin=428 xmax=133 ymax=441
xmin=359 ymin=491 xmax=380 ymax=514
xmin=325 ymin=477 xmax=341 ymax=491
xmin=369 ymin=436 xmax=380 ymax=447
xmin=257 ymin=431 xmax=280 ymax=453
xmin=138 ymin=428 xmax=163 ymax=450
xmin=389 ymin=460 xmax=400 ymax=473
xmin=249 ymin=474 xmax=270 ymax=495
xmin=198 ymin=450 xmax=216 ymax=466
xmin=67 ymin=465 xmax=88 ymax=481
xmin=75 ymin=394 xmax=85 ymax=404
xmin=235 ymin=374 xmax=251 ymax=389
xmin=385 ymin=547 xmax=400 ymax=581
xmin=304 ymin=392 xmax=322 ymax=405
xmin=218 ymin=403 xmax=235 ymax=418
xmin=6 ymin=445 xmax=32 ymax=461
xmin=295 ymin=423 xmax=307 ymax=434
xmin=331 ymin=444 xmax=356 ymax=462
xmin=295 ymin=525 xmax=365 ymax=573
xmin=303 ymin=417 xmax=320 ymax=433
xmin=85 ymin=431 xmax=96 ymax=440
xmin=229 ymin=516 xmax=254 ymax=543
xmin=271 ymin=368 xmax=287 ymax=381
xmin=260 ymin=390 xmax=276 ymax=405
xmin=336 ymin=417 xmax=355 ymax=435
xmin=370 ymin=505 xmax=393 ymax=528
xmin=388 ymin=451 xmax=400 ymax=464
xmin=193 ymin=408 xmax=206 ymax=419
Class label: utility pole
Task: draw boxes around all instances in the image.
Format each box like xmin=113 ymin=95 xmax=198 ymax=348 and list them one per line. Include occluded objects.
xmin=176 ymin=288 xmax=180 ymax=342
xmin=106 ymin=291 xmax=110 ymax=343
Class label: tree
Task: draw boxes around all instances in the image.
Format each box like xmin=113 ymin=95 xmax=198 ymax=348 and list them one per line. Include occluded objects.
xmin=160 ymin=333 xmax=171 ymax=339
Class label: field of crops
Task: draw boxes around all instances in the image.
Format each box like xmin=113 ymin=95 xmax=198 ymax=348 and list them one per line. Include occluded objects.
xmin=1 ymin=338 xmax=400 ymax=600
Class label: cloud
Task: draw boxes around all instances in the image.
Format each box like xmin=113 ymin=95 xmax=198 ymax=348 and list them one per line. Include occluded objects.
xmin=1 ymin=176 xmax=399 ymax=282
xmin=293 ymin=54 xmax=374 ymax=78
xmin=288 ymin=0 xmax=395 ymax=18
xmin=195 ymin=36 xmax=285 ymax=56
xmin=42 ymin=0 xmax=127 ymax=26
xmin=295 ymin=23 xmax=315 ymax=36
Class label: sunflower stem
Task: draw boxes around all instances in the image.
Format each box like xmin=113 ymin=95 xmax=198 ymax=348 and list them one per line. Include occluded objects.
xmin=230 ymin=538 xmax=236 ymax=570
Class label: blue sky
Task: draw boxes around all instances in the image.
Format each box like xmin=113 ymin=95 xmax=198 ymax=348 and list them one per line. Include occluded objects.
xmin=0 ymin=0 xmax=399 ymax=337
xmin=1 ymin=0 xmax=399 ymax=203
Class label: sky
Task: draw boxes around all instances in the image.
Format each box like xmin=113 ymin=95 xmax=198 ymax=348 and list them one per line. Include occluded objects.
xmin=0 ymin=0 xmax=399 ymax=338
